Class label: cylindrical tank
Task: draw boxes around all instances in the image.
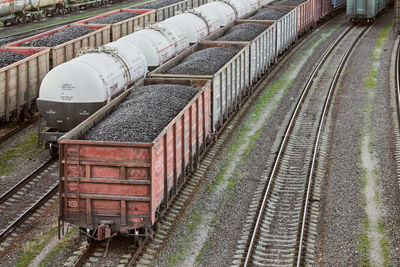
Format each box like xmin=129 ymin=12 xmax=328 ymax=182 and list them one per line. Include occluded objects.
xmin=24 ymin=0 xmax=61 ymax=10
xmin=199 ymin=2 xmax=236 ymax=26
xmin=152 ymin=22 xmax=190 ymax=54
xmin=118 ymin=29 xmax=175 ymax=67
xmin=220 ymin=0 xmax=250 ymax=18
xmin=239 ymin=0 xmax=258 ymax=12
xmin=192 ymin=6 xmax=222 ymax=32
xmin=245 ymin=0 xmax=259 ymax=11
xmin=37 ymin=46 xmax=146 ymax=131
xmin=162 ymin=13 xmax=208 ymax=43
xmin=103 ymin=41 xmax=148 ymax=83
xmin=258 ymin=0 xmax=270 ymax=6
xmin=0 ymin=0 xmax=25 ymax=16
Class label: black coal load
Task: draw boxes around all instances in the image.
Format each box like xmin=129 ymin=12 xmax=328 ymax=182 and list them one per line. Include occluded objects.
xmin=166 ymin=47 xmax=237 ymax=75
xmin=270 ymin=0 xmax=307 ymax=5
xmin=84 ymin=85 xmax=200 ymax=143
xmin=87 ymin=12 xmax=139 ymax=24
xmin=0 ymin=51 xmax=28 ymax=68
xmin=247 ymin=7 xmax=291 ymax=20
xmin=133 ymin=0 xmax=183 ymax=9
xmin=21 ymin=27 xmax=94 ymax=47
xmin=217 ymin=23 xmax=268 ymax=41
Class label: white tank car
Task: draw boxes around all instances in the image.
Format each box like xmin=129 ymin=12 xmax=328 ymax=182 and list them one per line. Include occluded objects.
xmin=220 ymin=0 xmax=250 ymax=18
xmin=245 ymin=0 xmax=259 ymax=11
xmin=197 ymin=2 xmax=236 ymax=26
xmin=154 ymin=22 xmax=189 ymax=54
xmin=191 ymin=6 xmax=221 ymax=33
xmin=161 ymin=13 xmax=209 ymax=43
xmin=118 ymin=29 xmax=176 ymax=67
xmin=24 ymin=0 xmax=62 ymax=11
xmin=37 ymin=42 xmax=147 ymax=131
xmin=0 ymin=0 xmax=25 ymax=17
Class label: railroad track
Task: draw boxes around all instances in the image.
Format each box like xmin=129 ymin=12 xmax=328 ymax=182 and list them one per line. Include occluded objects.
xmin=392 ymin=32 xmax=400 ymax=197
xmin=0 ymin=117 xmax=38 ymax=144
xmin=0 ymin=0 xmax=145 ymax=46
xmin=229 ymin=24 xmax=369 ymax=266
xmin=0 ymin=158 xmax=58 ymax=243
xmin=63 ymin=14 xmax=349 ymax=267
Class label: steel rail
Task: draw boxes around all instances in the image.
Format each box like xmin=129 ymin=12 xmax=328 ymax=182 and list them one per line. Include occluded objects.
xmin=0 ymin=117 xmax=38 ymax=144
xmin=396 ymin=32 xmax=400 ymax=117
xmin=0 ymin=183 xmax=58 ymax=242
xmin=0 ymin=159 xmax=55 ymax=205
xmin=296 ymin=25 xmax=369 ymax=266
xmin=243 ymin=25 xmax=355 ymax=267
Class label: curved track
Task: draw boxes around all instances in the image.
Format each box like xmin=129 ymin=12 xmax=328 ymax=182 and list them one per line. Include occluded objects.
xmin=0 ymin=158 xmax=58 ymax=243
xmin=237 ymin=24 xmax=369 ymax=267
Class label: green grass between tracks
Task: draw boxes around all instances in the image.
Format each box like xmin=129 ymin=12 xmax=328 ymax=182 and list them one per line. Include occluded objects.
xmin=0 ymin=132 xmax=43 ymax=177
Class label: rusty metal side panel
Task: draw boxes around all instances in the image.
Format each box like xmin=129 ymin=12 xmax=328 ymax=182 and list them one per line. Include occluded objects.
xmin=149 ymin=83 xmax=212 ymax=223
xmin=60 ymin=142 xmax=152 ymax=232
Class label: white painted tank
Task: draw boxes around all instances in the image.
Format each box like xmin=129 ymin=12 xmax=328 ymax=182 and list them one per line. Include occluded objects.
xmin=152 ymin=22 xmax=190 ymax=54
xmin=37 ymin=47 xmax=146 ymax=131
xmin=0 ymin=0 xmax=25 ymax=17
xmin=258 ymin=0 xmax=270 ymax=6
xmin=103 ymin=41 xmax=148 ymax=83
xmin=25 ymin=0 xmax=61 ymax=10
xmin=162 ymin=13 xmax=208 ymax=43
xmin=192 ymin=6 xmax=222 ymax=32
xmin=244 ymin=0 xmax=259 ymax=11
xmin=220 ymin=0 xmax=249 ymax=18
xmin=199 ymin=2 xmax=235 ymax=26
xmin=118 ymin=29 xmax=175 ymax=67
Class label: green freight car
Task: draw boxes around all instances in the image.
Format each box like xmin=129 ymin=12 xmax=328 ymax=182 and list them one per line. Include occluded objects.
xmin=347 ymin=0 xmax=389 ymax=22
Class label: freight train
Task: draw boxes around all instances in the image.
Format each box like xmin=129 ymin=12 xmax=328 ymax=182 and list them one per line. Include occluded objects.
xmin=347 ymin=0 xmax=393 ymax=22
xmin=34 ymin=0 xmax=348 ymax=241
xmin=0 ymin=0 xmax=184 ymax=25
xmin=0 ymin=0 xmax=213 ymax=132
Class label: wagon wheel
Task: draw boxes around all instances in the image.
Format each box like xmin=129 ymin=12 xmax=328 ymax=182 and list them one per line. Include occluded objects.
xmin=49 ymin=143 xmax=58 ymax=158
xmin=36 ymin=14 xmax=42 ymax=21
xmin=58 ymin=8 xmax=66 ymax=15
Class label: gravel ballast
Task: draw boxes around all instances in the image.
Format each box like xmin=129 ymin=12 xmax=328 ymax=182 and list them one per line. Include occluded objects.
xmin=217 ymin=23 xmax=268 ymax=41
xmin=166 ymin=47 xmax=237 ymax=75
xmin=84 ymin=85 xmax=199 ymax=143
xmin=87 ymin=12 xmax=139 ymax=24
xmin=0 ymin=51 xmax=28 ymax=68
xmin=21 ymin=27 xmax=94 ymax=47
xmin=247 ymin=7 xmax=291 ymax=20
xmin=133 ymin=0 xmax=183 ymax=9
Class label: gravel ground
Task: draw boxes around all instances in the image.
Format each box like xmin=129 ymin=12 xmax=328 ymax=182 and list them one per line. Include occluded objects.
xmin=373 ymin=28 xmax=400 ymax=265
xmin=166 ymin=47 xmax=237 ymax=75
xmin=318 ymin=13 xmax=400 ymax=266
xmin=217 ymin=23 xmax=268 ymax=41
xmin=247 ymin=7 xmax=291 ymax=20
xmin=21 ymin=26 xmax=93 ymax=47
xmin=0 ymin=197 xmax=60 ymax=267
xmin=84 ymin=85 xmax=199 ymax=143
xmin=133 ymin=0 xmax=182 ymax=9
xmin=0 ymin=122 xmax=49 ymax=196
xmin=87 ymin=12 xmax=139 ymax=24
xmin=153 ymin=14 xmax=349 ymax=266
xmin=0 ymin=52 xmax=28 ymax=68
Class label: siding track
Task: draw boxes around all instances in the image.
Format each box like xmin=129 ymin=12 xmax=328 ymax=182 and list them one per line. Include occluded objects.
xmin=0 ymin=158 xmax=58 ymax=243
xmin=234 ymin=24 xmax=370 ymax=267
